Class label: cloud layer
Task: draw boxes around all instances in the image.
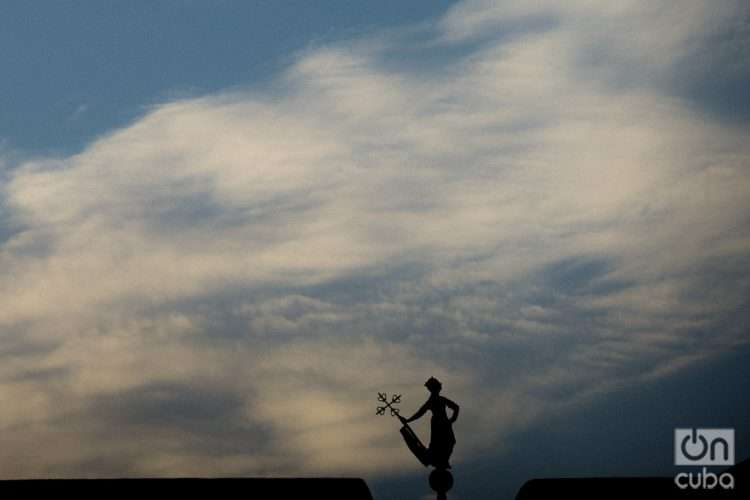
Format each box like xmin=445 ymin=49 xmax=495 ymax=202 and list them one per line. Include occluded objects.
xmin=1 ymin=0 xmax=749 ymax=480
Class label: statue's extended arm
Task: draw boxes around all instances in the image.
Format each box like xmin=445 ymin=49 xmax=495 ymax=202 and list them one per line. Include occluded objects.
xmin=400 ymin=401 xmax=429 ymax=424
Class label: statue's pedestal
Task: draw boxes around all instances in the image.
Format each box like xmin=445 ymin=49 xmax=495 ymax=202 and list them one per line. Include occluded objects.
xmin=429 ymin=468 xmax=454 ymax=500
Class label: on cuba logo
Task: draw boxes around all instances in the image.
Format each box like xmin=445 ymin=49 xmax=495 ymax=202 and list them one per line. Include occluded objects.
xmin=674 ymin=428 xmax=735 ymax=490
xmin=675 ymin=428 xmax=734 ymax=466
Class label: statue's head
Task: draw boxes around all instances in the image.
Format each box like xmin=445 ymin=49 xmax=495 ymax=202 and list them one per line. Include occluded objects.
xmin=425 ymin=376 xmax=442 ymax=394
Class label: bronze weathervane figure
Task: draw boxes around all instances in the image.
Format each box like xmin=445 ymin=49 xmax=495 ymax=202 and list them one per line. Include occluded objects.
xmin=377 ymin=377 xmax=460 ymax=499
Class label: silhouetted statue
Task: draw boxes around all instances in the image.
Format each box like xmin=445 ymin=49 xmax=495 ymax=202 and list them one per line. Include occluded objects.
xmin=399 ymin=377 xmax=460 ymax=470
xmin=376 ymin=379 xmax=460 ymax=499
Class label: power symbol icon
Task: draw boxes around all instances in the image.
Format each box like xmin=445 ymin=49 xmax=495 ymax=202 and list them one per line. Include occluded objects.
xmin=681 ymin=429 xmax=709 ymax=461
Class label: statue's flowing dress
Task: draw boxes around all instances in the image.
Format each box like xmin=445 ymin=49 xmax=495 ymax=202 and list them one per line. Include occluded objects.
xmin=427 ymin=394 xmax=456 ymax=469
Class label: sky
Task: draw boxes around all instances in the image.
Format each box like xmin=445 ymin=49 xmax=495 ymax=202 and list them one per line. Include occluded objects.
xmin=1 ymin=1 xmax=749 ymax=499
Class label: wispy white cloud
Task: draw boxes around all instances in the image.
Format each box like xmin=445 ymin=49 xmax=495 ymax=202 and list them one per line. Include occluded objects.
xmin=0 ymin=0 xmax=748 ymax=480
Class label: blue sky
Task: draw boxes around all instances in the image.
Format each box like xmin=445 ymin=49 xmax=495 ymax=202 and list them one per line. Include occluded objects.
xmin=0 ymin=0 xmax=454 ymax=155
xmin=1 ymin=2 xmax=749 ymax=499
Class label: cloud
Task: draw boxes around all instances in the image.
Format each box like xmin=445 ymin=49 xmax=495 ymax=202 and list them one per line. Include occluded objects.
xmin=0 ymin=0 xmax=749 ymax=481
xmin=441 ymin=0 xmax=750 ymax=122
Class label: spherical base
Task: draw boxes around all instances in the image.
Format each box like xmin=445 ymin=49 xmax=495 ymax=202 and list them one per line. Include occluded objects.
xmin=429 ymin=468 xmax=454 ymax=494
